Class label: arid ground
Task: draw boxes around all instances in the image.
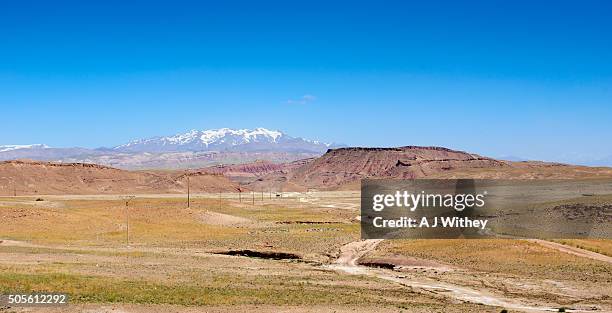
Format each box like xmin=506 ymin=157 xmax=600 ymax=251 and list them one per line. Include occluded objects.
xmin=1 ymin=191 xmax=610 ymax=313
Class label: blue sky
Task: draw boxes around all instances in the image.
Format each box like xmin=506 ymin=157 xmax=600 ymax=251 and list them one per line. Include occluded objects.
xmin=1 ymin=0 xmax=611 ymax=162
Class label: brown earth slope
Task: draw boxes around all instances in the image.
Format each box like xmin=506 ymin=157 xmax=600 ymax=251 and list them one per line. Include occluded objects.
xmin=197 ymin=160 xmax=285 ymax=177
xmin=248 ymin=146 xmax=505 ymax=190
xmin=4 ymin=146 xmax=612 ymax=194
xmin=247 ymin=146 xmax=612 ymax=190
xmin=0 ymin=160 xmax=239 ymax=195
xmin=428 ymin=160 xmax=612 ymax=179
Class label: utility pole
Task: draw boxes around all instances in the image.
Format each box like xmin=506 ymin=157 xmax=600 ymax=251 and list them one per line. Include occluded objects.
xmin=239 ymin=189 xmax=242 ymax=202
xmin=125 ymin=200 xmax=129 ymax=247
xmin=187 ymin=174 xmax=190 ymax=208
xmin=123 ymin=196 xmax=135 ymax=248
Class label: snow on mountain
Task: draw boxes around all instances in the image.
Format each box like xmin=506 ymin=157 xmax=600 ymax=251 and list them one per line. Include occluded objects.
xmin=0 ymin=144 xmax=49 ymax=152
xmin=0 ymin=128 xmax=341 ymax=169
xmin=113 ymin=128 xmax=336 ymax=153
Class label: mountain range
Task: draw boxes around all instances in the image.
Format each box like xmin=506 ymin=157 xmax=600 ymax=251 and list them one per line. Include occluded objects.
xmin=111 ymin=128 xmax=335 ymax=153
xmin=0 ymin=128 xmax=341 ymax=169
xmin=4 ymin=145 xmax=612 ymax=195
xmin=3 ymin=128 xmax=612 ymax=168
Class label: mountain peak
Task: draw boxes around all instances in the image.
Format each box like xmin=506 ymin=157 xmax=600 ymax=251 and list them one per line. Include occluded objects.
xmin=198 ymin=128 xmax=284 ymax=146
xmin=0 ymin=144 xmax=49 ymax=152
xmin=113 ymin=127 xmax=335 ymax=153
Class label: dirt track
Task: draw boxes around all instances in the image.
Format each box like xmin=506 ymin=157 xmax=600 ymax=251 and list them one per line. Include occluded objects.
xmin=328 ymin=239 xmax=598 ymax=313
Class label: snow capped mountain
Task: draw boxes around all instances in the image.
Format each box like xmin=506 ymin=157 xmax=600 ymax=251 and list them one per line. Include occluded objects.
xmin=0 ymin=128 xmax=342 ymax=169
xmin=113 ymin=128 xmax=337 ymax=153
xmin=0 ymin=144 xmax=49 ymax=152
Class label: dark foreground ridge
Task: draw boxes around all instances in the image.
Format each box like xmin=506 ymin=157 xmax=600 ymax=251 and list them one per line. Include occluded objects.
xmin=216 ymin=250 xmax=301 ymax=260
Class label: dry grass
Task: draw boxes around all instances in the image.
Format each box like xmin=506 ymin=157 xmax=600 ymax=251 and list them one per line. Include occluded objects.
xmin=372 ymin=239 xmax=612 ymax=282
xmin=552 ymin=239 xmax=612 ymax=256
xmin=0 ymin=195 xmax=378 ymax=308
xmin=0 ymin=196 xmax=357 ymax=258
xmin=0 ymin=266 xmax=414 ymax=306
xmin=0 ymin=243 xmax=450 ymax=310
xmin=1 ymin=193 xmax=611 ymax=311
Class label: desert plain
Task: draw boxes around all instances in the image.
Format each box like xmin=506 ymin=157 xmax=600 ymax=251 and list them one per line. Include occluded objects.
xmin=0 ymin=190 xmax=610 ymax=313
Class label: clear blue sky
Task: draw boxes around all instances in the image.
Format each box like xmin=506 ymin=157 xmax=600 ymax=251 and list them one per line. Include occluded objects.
xmin=1 ymin=0 xmax=611 ymax=162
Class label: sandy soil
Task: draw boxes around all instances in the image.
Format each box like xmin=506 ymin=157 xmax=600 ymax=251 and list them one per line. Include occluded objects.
xmin=198 ymin=211 xmax=253 ymax=226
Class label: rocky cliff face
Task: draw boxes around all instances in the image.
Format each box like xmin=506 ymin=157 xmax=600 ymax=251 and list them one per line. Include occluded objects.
xmin=288 ymin=146 xmax=508 ymax=188
xmin=247 ymin=146 xmax=508 ymax=190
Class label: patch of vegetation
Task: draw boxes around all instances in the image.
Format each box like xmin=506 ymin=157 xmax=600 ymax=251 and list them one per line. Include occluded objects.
xmin=0 ymin=245 xmax=154 ymax=258
xmin=0 ymin=271 xmax=416 ymax=306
